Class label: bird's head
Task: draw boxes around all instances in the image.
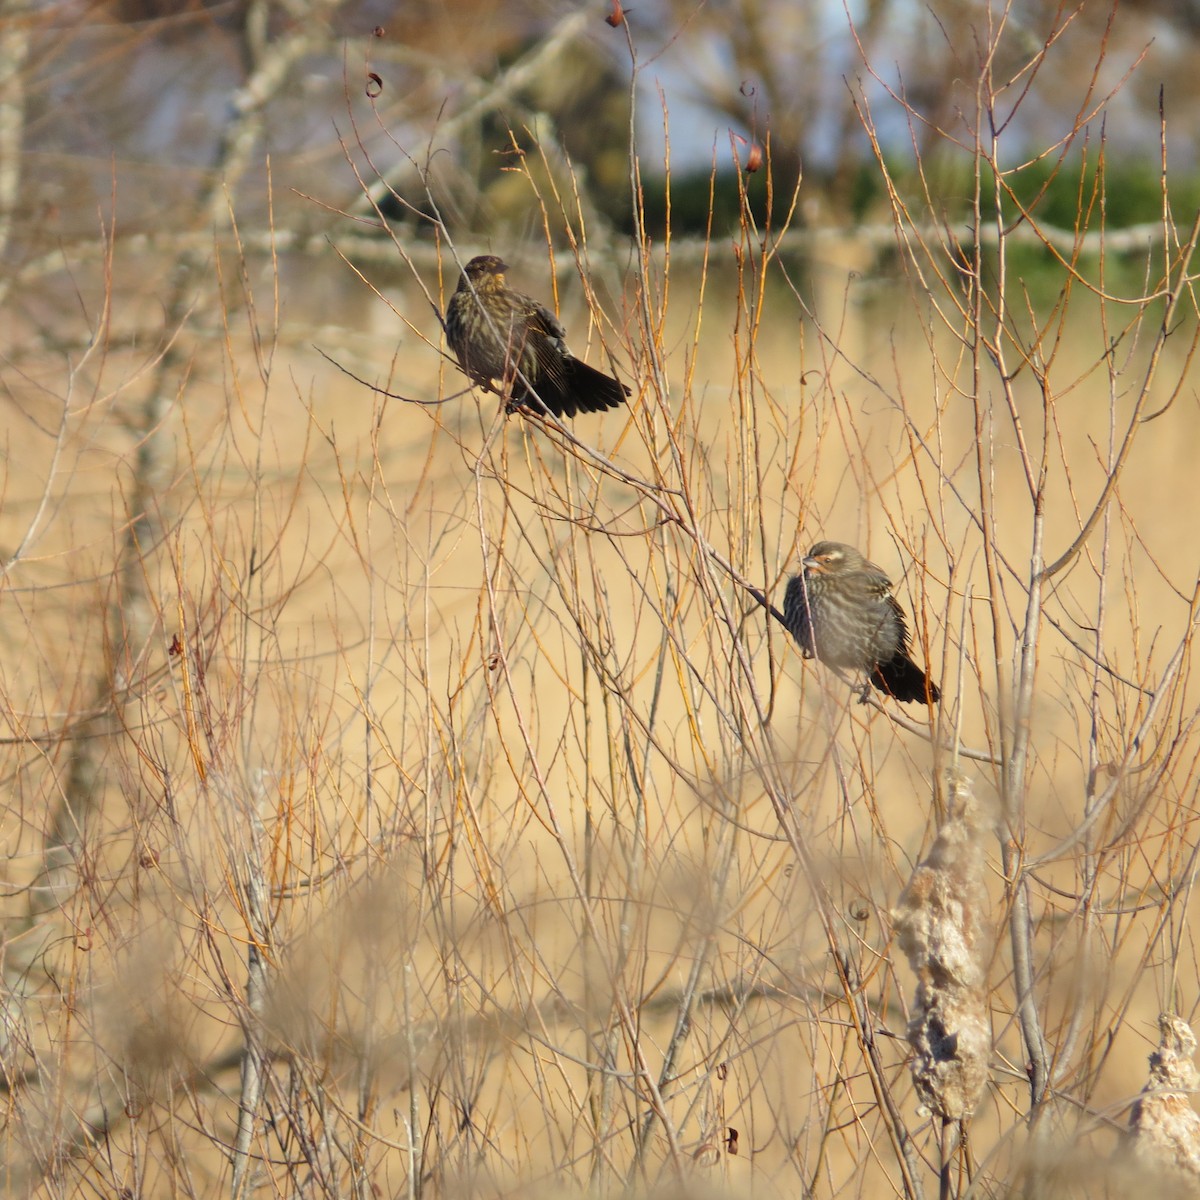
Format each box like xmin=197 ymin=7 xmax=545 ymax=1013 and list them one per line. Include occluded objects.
xmin=802 ymin=541 xmax=861 ymax=575
xmin=460 ymin=255 xmax=508 ymax=287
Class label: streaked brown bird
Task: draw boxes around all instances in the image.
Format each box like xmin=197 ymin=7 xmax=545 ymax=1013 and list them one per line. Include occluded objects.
xmin=783 ymin=540 xmax=940 ymax=705
xmin=445 ymin=255 xmax=629 ymax=419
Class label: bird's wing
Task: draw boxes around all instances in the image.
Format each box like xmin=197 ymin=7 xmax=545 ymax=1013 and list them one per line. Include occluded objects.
xmin=527 ymin=301 xmax=568 ymax=346
xmin=861 ymin=559 xmax=893 ymax=592
xmin=512 ymin=299 xmax=571 ymax=400
xmin=530 ymin=300 xmax=566 ymax=338
xmin=887 ymin=594 xmax=912 ymax=652
xmin=863 ymin=561 xmax=916 ymax=654
xmin=782 ymin=576 xmax=816 ymax=658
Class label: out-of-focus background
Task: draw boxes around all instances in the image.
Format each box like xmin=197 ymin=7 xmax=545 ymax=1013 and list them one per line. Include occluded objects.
xmin=3 ymin=1 xmax=1200 ymax=1197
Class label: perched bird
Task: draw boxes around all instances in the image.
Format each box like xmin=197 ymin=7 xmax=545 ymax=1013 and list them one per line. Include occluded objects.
xmin=783 ymin=540 xmax=940 ymax=704
xmin=445 ymin=254 xmax=629 ymax=419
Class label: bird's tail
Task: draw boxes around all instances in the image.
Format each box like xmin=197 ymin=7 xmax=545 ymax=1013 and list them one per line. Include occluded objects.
xmin=560 ymin=358 xmax=629 ymax=417
xmin=872 ymin=653 xmax=940 ymax=704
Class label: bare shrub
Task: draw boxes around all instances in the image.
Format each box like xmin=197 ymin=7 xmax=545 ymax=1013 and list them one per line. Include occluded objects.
xmin=2 ymin=2 xmax=1200 ymax=1199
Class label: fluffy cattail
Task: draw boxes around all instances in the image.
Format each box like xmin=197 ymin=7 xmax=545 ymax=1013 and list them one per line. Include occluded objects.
xmin=893 ymin=771 xmax=992 ymax=1119
xmin=1126 ymin=1013 xmax=1200 ymax=1186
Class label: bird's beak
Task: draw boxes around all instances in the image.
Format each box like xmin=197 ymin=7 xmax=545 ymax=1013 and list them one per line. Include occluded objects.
xmin=802 ymin=555 xmax=821 ymax=572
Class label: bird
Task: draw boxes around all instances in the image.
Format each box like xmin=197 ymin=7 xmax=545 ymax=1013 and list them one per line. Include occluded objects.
xmin=444 ymin=255 xmax=629 ymax=419
xmin=782 ymin=540 xmax=940 ymax=705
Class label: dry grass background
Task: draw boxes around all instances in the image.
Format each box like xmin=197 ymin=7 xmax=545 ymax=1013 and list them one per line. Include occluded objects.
xmin=4 ymin=5 xmax=1200 ymax=1198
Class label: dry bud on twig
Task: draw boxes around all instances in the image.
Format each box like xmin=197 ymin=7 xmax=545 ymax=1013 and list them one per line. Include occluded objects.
xmin=893 ymin=771 xmax=993 ymax=1120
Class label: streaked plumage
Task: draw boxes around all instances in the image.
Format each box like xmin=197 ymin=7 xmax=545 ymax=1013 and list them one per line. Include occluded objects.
xmin=783 ymin=540 xmax=940 ymax=704
xmin=445 ymin=255 xmax=629 ymax=419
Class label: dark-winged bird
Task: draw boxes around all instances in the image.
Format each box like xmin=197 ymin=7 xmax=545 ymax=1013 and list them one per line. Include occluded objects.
xmin=783 ymin=540 xmax=940 ymax=704
xmin=445 ymin=255 xmax=629 ymax=419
